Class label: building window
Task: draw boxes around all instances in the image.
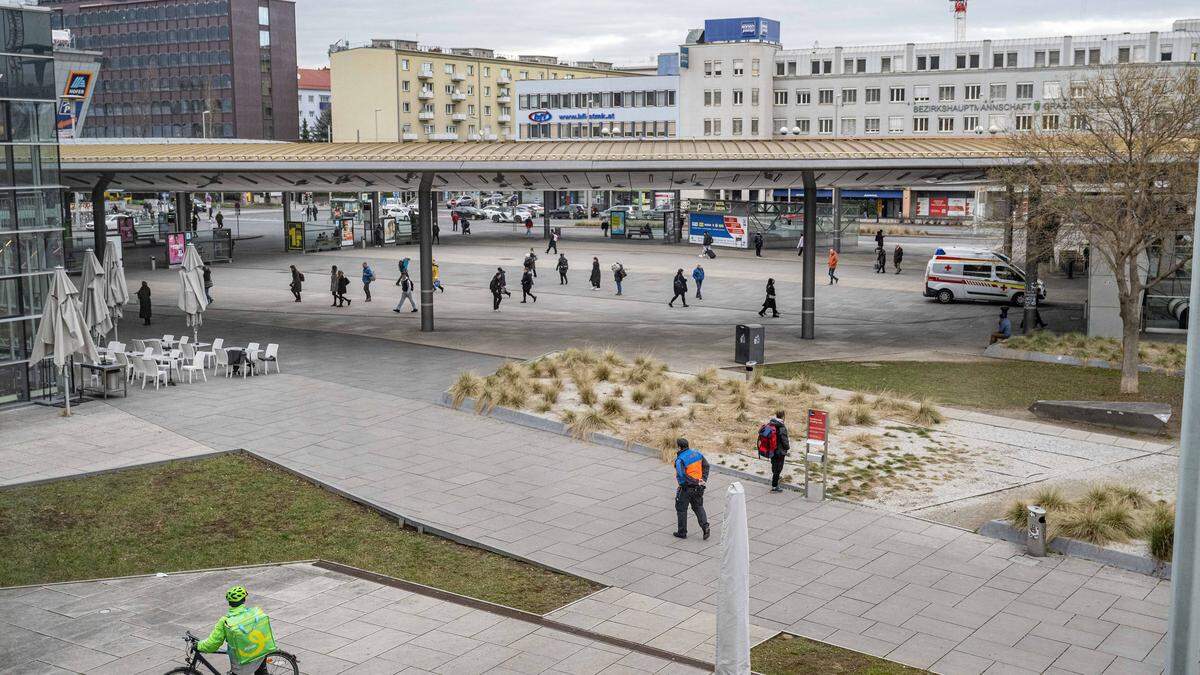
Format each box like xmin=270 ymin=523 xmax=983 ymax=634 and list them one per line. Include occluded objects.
xmin=938 ymin=85 xmax=954 ymax=101
xmin=988 ymin=113 xmax=1006 ymax=132
xmin=1070 ymin=114 xmax=1088 ymax=130
xmin=917 ymin=55 xmax=926 ymax=70
xmin=1015 ymin=114 xmax=1033 ymax=130
xmin=888 ymin=116 xmax=904 ymax=133
xmin=937 ymin=116 xmax=954 ymax=132
xmin=865 ymin=117 xmax=880 ymax=134
xmin=751 ymin=58 xmax=760 ymax=76
xmin=785 ymin=60 xmax=796 ymax=75
xmin=840 ymin=117 xmax=856 ymax=135
xmin=703 ymin=119 xmax=712 ymax=135
xmin=818 ymin=88 xmax=834 ymax=104
xmin=993 ymin=51 xmax=1017 ymax=68
xmin=401 ymin=59 xmax=409 ymax=71
xmin=843 ymin=58 xmax=854 ymax=74
xmin=733 ymin=59 xmax=744 ymax=76
xmin=732 ymin=117 xmax=743 ymax=135
xmin=970 ymin=53 xmax=980 ymax=68
xmin=913 ymin=86 xmax=930 ymax=102
xmin=1070 ymin=81 xmax=1087 ymax=98
xmin=1048 ymin=50 xmax=1060 ymax=66
xmin=751 ymin=88 xmax=759 ymax=106
xmin=841 ymin=88 xmax=856 ymax=104
xmin=1016 ymin=83 xmax=1033 ymax=99
xmin=1042 ymin=114 xmax=1060 ymax=130
xmin=733 ymin=89 xmax=744 ymax=105
xmin=1034 ymin=51 xmax=1046 ymax=67
xmin=750 ymin=118 xmax=759 ymax=135
xmin=990 ymin=83 xmax=1007 ymax=100
xmin=713 ymin=61 xmax=723 ymax=76
xmin=797 ymin=119 xmax=811 ymax=133
xmin=1043 ymin=81 xmax=1062 ymax=99
xmin=704 ymin=60 xmax=713 ymax=76
xmin=964 ymin=84 xmax=980 ymax=101
xmin=889 ymin=86 xmax=905 ymax=103
xmin=258 ymin=30 xmax=270 ymax=47
xmin=856 ymin=58 xmax=866 ymax=73
xmin=773 ymin=117 xmax=786 ymax=132
xmin=713 ymin=118 xmax=722 ymax=134
xmin=1161 ymin=45 xmax=1173 ymax=61
xmin=258 ymin=5 xmax=269 ymax=25
xmin=776 ymin=61 xmax=785 ymax=76
xmin=774 ymin=90 xmax=788 ymax=105
xmin=817 ymin=118 xmax=833 ymax=134
xmin=796 ymin=90 xmax=811 ymax=104
xmin=880 ymin=56 xmax=892 ymax=73
xmin=964 ymin=115 xmax=979 ymax=132
xmin=956 ymin=54 xmax=967 ymax=69
xmin=1089 ymin=48 xmax=1100 ymax=64
xmin=913 ymin=116 xmax=930 ymax=132
xmin=864 ymin=87 xmax=880 ymax=103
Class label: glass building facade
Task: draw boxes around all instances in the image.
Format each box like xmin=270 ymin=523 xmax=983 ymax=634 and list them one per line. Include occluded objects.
xmin=0 ymin=7 xmax=64 ymax=404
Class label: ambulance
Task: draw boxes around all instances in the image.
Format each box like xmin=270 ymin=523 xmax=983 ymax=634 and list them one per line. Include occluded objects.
xmin=924 ymin=247 xmax=1046 ymax=305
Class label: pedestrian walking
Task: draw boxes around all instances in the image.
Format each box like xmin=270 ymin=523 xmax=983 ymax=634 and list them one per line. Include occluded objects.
xmin=796 ymin=233 xmax=805 ymax=257
xmin=521 ymin=267 xmax=537 ymax=303
xmin=874 ymin=229 xmax=884 ymax=251
xmin=137 ymin=281 xmax=152 ymax=325
xmin=758 ymin=278 xmax=779 ymax=317
xmin=546 ymin=230 xmax=559 ymax=254
xmin=692 ymin=264 xmax=705 ymax=300
xmin=393 ymin=271 xmax=417 ymax=313
xmin=215 ymin=211 xmax=224 ymax=229
xmin=524 ymin=216 xmax=534 ymax=237
xmin=498 ymin=267 xmax=513 ymax=297
xmin=875 ymin=246 xmax=887 ymax=274
xmin=699 ymin=231 xmax=714 ymax=258
xmin=395 ymin=257 xmax=410 ymax=285
xmin=990 ymin=307 xmax=1013 ymax=344
xmin=329 ymin=265 xmax=340 ymax=306
xmin=669 ymin=268 xmax=689 ymax=307
xmin=289 ymin=264 xmax=304 ymax=302
xmin=893 ymin=244 xmax=904 ymax=274
xmin=432 ymin=260 xmax=445 ymax=292
xmin=612 ymin=261 xmax=627 ymax=296
xmin=432 ymin=222 xmax=440 ymax=244
xmin=524 ymin=248 xmax=538 ymax=278
xmin=827 ymin=249 xmax=839 ymax=285
xmin=672 ymin=438 xmax=710 ymax=540
xmin=490 ymin=270 xmax=505 ymax=311
xmin=600 ymin=218 xmax=609 ymax=238
xmin=556 ymin=253 xmax=569 ymax=284
xmin=336 ymin=271 xmax=351 ymax=307
xmin=589 ymin=257 xmax=601 ymax=291
xmin=753 ymin=232 xmax=764 ymax=257
xmin=202 ymin=263 xmax=213 ymax=303
xmin=758 ymin=411 xmax=791 ymax=492
xmin=361 ymin=262 xmax=375 ymax=302
xmin=451 ymin=210 xmax=460 ymax=232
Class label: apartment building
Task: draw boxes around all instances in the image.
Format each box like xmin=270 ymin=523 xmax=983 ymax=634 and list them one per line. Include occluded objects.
xmin=297 ymin=66 xmax=330 ymax=133
xmin=515 ymin=75 xmax=677 ymax=140
xmin=330 ymin=40 xmax=624 ymax=142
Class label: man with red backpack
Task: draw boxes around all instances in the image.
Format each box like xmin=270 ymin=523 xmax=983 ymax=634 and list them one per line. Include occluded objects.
xmin=757 ymin=410 xmax=791 ymax=492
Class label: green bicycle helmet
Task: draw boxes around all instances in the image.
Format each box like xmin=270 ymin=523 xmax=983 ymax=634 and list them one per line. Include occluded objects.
xmin=225 ymin=585 xmax=248 ymax=604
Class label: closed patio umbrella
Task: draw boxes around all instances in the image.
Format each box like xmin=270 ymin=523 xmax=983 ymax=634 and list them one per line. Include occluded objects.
xmin=176 ymin=242 xmax=208 ymax=344
xmin=79 ymin=248 xmax=113 ymax=342
xmin=102 ymin=239 xmax=129 ymax=341
xmin=715 ymin=481 xmax=750 ymax=675
xmin=30 ymin=267 xmax=100 ymax=416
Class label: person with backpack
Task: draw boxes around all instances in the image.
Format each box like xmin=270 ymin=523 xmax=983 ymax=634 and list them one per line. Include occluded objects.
xmin=691 ymin=264 xmax=705 ymax=300
xmin=672 ymin=438 xmax=710 ymax=540
xmin=520 ymin=266 xmax=537 ymax=303
xmin=431 ymin=260 xmax=445 ymax=292
xmin=361 ymin=262 xmax=375 ymax=301
xmin=489 ymin=269 xmax=505 ymax=311
xmin=556 ymin=253 xmax=569 ymax=285
xmin=288 ymin=264 xmax=304 ymax=302
xmin=395 ymin=257 xmax=410 ymax=286
xmin=669 ymin=268 xmax=689 ymax=308
xmin=497 ymin=267 xmax=513 ymax=298
xmin=612 ymin=261 xmax=627 ymax=296
xmin=758 ymin=278 xmax=779 ymax=318
xmin=524 ymin=216 xmax=534 ymax=237
xmin=393 ymin=270 xmax=417 ymax=313
xmin=699 ymin=231 xmax=714 ymax=258
xmin=874 ymin=246 xmax=887 ymax=274
xmin=757 ymin=410 xmax=791 ymax=492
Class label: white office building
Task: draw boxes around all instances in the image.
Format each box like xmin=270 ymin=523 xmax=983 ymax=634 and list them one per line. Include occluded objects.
xmin=516 ymin=75 xmax=679 ymax=140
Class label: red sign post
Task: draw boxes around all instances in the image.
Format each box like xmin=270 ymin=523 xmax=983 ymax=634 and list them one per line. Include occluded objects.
xmin=807 ymin=409 xmax=828 ymax=443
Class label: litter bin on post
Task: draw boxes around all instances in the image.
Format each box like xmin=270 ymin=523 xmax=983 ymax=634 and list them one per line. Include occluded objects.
xmin=735 ymin=324 xmax=764 ymax=364
xmin=1027 ymin=505 xmax=1047 ymax=556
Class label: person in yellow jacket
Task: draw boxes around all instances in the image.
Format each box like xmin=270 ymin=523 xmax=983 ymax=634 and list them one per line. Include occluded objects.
xmin=198 ymin=586 xmax=276 ymax=674
xmin=431 ymin=260 xmax=445 ymax=292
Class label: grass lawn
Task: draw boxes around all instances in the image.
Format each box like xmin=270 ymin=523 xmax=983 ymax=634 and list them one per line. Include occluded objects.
xmin=762 ymin=360 xmax=1184 ymax=418
xmin=752 ymin=633 xmax=926 ymax=674
xmin=0 ymin=454 xmax=599 ymax=614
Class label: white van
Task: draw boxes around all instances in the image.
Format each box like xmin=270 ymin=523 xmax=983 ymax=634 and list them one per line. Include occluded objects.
xmin=924 ymin=248 xmax=1045 ymax=305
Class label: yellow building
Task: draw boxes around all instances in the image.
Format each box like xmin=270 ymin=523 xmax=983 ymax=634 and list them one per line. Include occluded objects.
xmin=331 ymin=40 xmax=626 ymax=142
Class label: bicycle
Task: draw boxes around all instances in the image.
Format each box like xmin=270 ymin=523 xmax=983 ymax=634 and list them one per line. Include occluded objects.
xmin=163 ymin=631 xmax=299 ymax=675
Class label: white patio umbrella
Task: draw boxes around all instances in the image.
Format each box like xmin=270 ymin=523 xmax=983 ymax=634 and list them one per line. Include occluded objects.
xmin=102 ymin=239 xmax=130 ymax=341
xmin=30 ymin=267 xmax=100 ymax=416
xmin=79 ymin=248 xmax=113 ymax=342
xmin=715 ymin=481 xmax=751 ymax=675
xmin=176 ymin=243 xmax=208 ymax=344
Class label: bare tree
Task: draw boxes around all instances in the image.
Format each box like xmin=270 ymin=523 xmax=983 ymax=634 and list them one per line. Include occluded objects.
xmin=997 ymin=64 xmax=1198 ymax=393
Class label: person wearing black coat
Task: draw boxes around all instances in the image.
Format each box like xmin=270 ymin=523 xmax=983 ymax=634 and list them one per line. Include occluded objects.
xmin=335 ymin=271 xmax=351 ymax=306
xmin=589 ymin=257 xmax=601 ymax=290
xmin=875 ymin=246 xmax=887 ymax=274
xmin=893 ymin=244 xmax=904 ymax=274
xmin=289 ymin=264 xmax=304 ymax=302
xmin=875 ymin=229 xmax=884 ymax=250
xmin=520 ymin=268 xmax=537 ymax=303
xmin=758 ymin=278 xmax=779 ymax=317
xmin=137 ymin=281 xmax=152 ymax=325
xmin=764 ymin=411 xmax=792 ymax=492
xmin=669 ymin=269 xmax=689 ymax=308
xmin=497 ymin=267 xmax=512 ymax=297
xmin=753 ymin=232 xmax=764 ymax=257
xmin=489 ymin=271 xmax=505 ymax=310
xmin=556 ymin=254 xmax=569 ymax=284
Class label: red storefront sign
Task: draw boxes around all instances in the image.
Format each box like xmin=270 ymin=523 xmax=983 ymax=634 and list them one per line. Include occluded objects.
xmin=807 ymin=409 xmax=829 ymax=443
xmin=928 ymin=197 xmax=949 ymax=217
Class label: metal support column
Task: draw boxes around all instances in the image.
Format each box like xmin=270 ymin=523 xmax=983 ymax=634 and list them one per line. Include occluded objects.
xmin=370 ymin=192 xmax=380 ymax=246
xmin=176 ymin=192 xmax=190 ymax=231
xmin=418 ymin=173 xmax=435 ymax=332
xmin=1164 ymin=160 xmax=1200 ymax=675
xmin=280 ymin=192 xmax=291 ymax=252
xmin=542 ymin=190 xmax=553 ymax=239
xmin=89 ymin=174 xmax=112 ymax=253
xmin=832 ymin=187 xmax=843 ymax=253
xmin=801 ymin=170 xmax=817 ymax=340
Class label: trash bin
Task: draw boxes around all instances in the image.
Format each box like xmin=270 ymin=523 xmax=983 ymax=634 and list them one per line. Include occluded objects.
xmin=1027 ymin=505 xmax=1047 ymax=557
xmin=735 ymin=324 xmax=764 ymax=364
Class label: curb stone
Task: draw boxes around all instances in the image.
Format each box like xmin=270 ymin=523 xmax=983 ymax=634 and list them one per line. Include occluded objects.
xmin=979 ymin=518 xmax=1171 ymax=579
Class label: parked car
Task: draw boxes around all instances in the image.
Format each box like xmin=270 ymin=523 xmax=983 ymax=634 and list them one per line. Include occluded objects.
xmin=517 ymin=203 xmax=543 ymax=216
xmin=549 ymin=204 xmax=587 ymax=220
xmin=452 ymin=205 xmax=486 ymax=220
xmin=481 ymin=206 xmax=508 ymax=221
xmin=600 ymin=205 xmax=645 ymax=220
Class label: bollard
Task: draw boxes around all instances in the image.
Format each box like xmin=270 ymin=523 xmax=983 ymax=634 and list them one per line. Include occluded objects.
xmin=150 ymin=256 xmax=156 ymax=270
xmin=1027 ymin=505 xmax=1047 ymax=557
xmin=744 ymin=360 xmax=757 ymax=382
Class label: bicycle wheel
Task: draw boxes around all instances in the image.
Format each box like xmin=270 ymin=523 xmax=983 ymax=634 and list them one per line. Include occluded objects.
xmin=163 ymin=668 xmax=201 ymax=675
xmin=260 ymin=651 xmax=299 ymax=675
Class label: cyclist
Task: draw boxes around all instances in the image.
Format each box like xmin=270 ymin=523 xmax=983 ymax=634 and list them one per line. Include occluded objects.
xmin=197 ymin=586 xmax=276 ymax=674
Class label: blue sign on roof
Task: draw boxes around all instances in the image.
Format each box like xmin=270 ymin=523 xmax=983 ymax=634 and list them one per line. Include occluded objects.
xmin=703 ymin=17 xmax=780 ymax=45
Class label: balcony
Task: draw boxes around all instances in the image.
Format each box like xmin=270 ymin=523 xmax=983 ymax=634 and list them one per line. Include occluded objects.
xmin=451 ymin=112 xmax=467 ymax=121
xmin=451 ymin=90 xmax=466 ymax=102
xmin=497 ymin=75 xmax=511 ymax=84
xmin=451 ymin=72 xmax=466 ymax=82
xmin=428 ymin=132 xmax=459 ymax=141
xmin=417 ymin=68 xmax=434 ymax=79
xmin=497 ymin=114 xmax=511 ymax=123
xmin=467 ymin=132 xmax=481 ymax=141
xmin=417 ymin=90 xmax=434 ymax=100
xmin=481 ymin=133 xmax=498 ymax=141
xmin=401 ymin=132 xmax=419 ymax=141
xmin=496 ymin=95 xmax=511 ymax=104
xmin=417 ymin=111 xmax=435 ymax=120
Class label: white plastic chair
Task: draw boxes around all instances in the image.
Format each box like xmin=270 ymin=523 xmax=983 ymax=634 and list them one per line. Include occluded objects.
xmin=214 ymin=348 xmax=232 ymax=378
xmin=259 ymin=343 xmax=280 ymax=374
xmin=129 ymin=355 xmax=146 ymax=384
xmin=162 ymin=334 xmax=174 ymax=345
xmin=181 ymin=343 xmax=197 ymax=361
xmin=178 ymin=335 xmax=189 ymax=346
xmin=114 ymin=351 xmax=132 ymax=382
xmin=130 ymin=339 xmax=146 ymax=353
xmin=139 ymin=356 xmax=169 ymax=390
xmin=106 ymin=340 xmax=123 ymax=354
xmin=198 ymin=338 xmax=223 ymax=368
xmin=181 ymin=352 xmax=207 ymax=383
xmin=245 ymin=342 xmax=261 ymax=375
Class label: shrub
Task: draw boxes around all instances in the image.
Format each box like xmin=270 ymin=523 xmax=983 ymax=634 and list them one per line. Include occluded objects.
xmin=579 ymin=387 xmax=598 ymax=406
xmin=1005 ymin=500 xmax=1030 ymax=527
xmin=1144 ymin=503 xmax=1175 ymax=562
xmin=653 ymin=433 xmax=677 ymax=463
xmin=1109 ymin=485 xmax=1150 ymax=510
xmin=594 ymin=363 xmax=614 ymax=382
xmin=912 ymin=398 xmax=944 ymax=426
xmin=1031 ymin=486 xmax=1069 ymax=511
xmin=781 ymin=375 xmax=817 ymax=396
xmin=695 ymin=368 xmax=718 ymax=387
xmin=692 ymin=387 xmax=712 ymax=404
xmin=1096 ymin=504 xmax=1138 ymax=541
xmin=1078 ymin=485 xmax=1113 ymax=510
xmin=600 ymin=347 xmax=626 ymax=367
xmin=731 ymin=390 xmax=750 ymax=412
xmin=495 ymin=361 xmax=524 ymax=382
xmin=542 ymin=360 xmax=560 ymax=378
xmin=848 ymin=392 xmax=868 ymax=405
xmin=631 ymin=387 xmax=649 ymax=405
xmin=535 ymin=400 xmax=553 ymax=414
xmin=846 ymin=432 xmax=880 ymax=449
xmin=835 ymin=403 xmax=875 ymax=427
xmin=449 ymin=372 xmax=483 ymax=409
xmin=750 ymin=370 xmax=774 ymax=391
xmin=600 ymin=397 xmax=626 ymax=418
xmin=566 ymin=407 xmax=614 ymax=439
xmin=1056 ymin=505 xmax=1136 ymax=545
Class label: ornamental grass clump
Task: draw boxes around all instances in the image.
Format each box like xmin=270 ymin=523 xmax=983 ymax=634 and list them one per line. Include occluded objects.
xmin=911 ymin=397 xmax=944 ymax=426
xmin=780 ymin=375 xmax=818 ymax=396
xmin=1144 ymin=502 xmax=1175 ymax=562
xmin=600 ymin=396 xmax=626 ymax=419
xmin=566 ymin=407 xmax=614 ymax=439
xmin=449 ymin=372 xmax=483 ymax=409
xmin=695 ymin=368 xmax=718 ymax=387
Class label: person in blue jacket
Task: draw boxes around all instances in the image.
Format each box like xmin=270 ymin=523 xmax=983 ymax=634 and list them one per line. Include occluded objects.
xmin=673 ymin=438 xmax=710 ymax=540
xmin=692 ymin=264 xmax=705 ymax=300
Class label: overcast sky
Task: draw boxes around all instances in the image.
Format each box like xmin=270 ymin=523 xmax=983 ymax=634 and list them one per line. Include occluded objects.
xmin=296 ymin=1 xmax=1198 ymax=67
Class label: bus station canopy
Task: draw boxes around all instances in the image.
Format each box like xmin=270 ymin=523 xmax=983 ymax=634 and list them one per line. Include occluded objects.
xmin=58 ymin=137 xmax=1021 ymax=192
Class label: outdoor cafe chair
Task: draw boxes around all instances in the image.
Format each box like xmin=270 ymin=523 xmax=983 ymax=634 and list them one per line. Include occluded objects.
xmin=214 ymin=347 xmax=233 ymax=378
xmin=139 ymin=356 xmax=169 ymax=390
xmin=181 ymin=352 xmax=208 ymax=383
xmin=114 ymin=351 xmax=132 ymax=382
xmin=260 ymin=343 xmax=280 ymax=374
xmin=198 ymin=338 xmax=223 ymax=368
xmin=181 ymin=343 xmax=197 ymax=361
xmin=130 ymin=339 xmax=146 ymax=353
xmin=245 ymin=342 xmax=262 ymax=375
xmin=178 ymin=335 xmax=189 ymax=346
xmin=162 ymin=334 xmax=175 ymax=347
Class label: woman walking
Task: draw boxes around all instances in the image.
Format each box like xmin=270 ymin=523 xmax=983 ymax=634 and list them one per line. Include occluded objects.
xmin=520 ymin=267 xmax=537 ymax=303
xmin=893 ymin=244 xmax=904 ymax=274
xmin=758 ymin=278 xmax=779 ymax=318
xmin=329 ymin=265 xmax=340 ymax=306
xmin=289 ymin=264 xmax=304 ymax=302
xmin=589 ymin=257 xmax=601 ymax=291
xmin=556 ymin=253 xmax=569 ymax=284
xmin=612 ymin=261 xmax=627 ymax=296
xmin=669 ymin=269 xmax=689 ymax=308
xmin=827 ymin=249 xmax=839 ymax=285
xmin=137 ymin=281 xmax=152 ymax=325
xmin=335 ymin=270 xmax=351 ymax=307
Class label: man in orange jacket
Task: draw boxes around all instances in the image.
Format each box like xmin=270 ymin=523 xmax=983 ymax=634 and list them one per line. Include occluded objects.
xmin=827 ymin=248 xmax=839 ymax=285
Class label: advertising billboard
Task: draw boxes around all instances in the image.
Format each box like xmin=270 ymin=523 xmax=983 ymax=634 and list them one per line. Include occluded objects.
xmin=688 ymin=212 xmax=748 ymax=248
xmin=702 ymin=17 xmax=781 ymax=44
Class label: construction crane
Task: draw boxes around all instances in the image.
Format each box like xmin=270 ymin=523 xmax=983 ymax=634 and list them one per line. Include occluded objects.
xmin=951 ymin=0 xmax=968 ymax=41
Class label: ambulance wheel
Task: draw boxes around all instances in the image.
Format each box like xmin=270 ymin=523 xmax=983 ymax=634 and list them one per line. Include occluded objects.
xmin=936 ymin=289 xmax=954 ymax=304
xmin=1011 ymin=292 xmax=1025 ymax=307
